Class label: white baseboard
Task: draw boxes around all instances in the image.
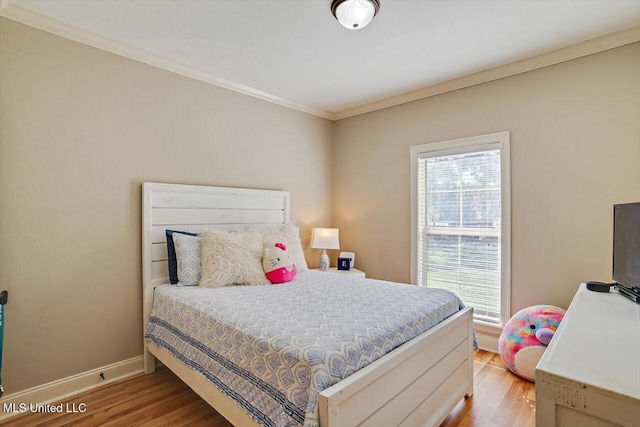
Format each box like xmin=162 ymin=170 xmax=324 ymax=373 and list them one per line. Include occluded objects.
xmin=0 ymin=356 xmax=143 ymax=422
xmin=474 ymin=321 xmax=501 ymax=353
xmin=476 ymin=331 xmax=500 ymax=353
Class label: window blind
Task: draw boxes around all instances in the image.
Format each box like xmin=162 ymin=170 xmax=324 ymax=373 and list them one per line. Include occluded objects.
xmin=417 ymin=149 xmax=502 ymax=323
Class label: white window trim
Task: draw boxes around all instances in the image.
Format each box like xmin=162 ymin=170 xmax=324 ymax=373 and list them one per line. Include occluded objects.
xmin=410 ymin=131 xmax=511 ymax=326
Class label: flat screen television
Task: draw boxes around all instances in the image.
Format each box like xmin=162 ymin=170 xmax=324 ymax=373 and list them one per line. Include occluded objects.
xmin=613 ymin=202 xmax=640 ymax=288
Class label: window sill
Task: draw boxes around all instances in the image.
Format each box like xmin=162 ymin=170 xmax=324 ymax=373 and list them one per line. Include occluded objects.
xmin=473 ymin=319 xmax=503 ymax=334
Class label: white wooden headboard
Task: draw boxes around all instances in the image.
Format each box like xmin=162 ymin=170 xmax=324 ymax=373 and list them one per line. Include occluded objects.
xmin=142 ymin=182 xmax=290 ymax=372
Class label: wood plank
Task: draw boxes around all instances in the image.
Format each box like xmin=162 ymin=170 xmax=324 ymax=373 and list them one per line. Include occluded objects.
xmin=399 ymin=361 xmax=469 ymax=427
xmin=152 ymin=208 xmax=284 ymax=226
xmin=7 ymin=350 xmax=534 ymax=427
xmin=361 ymin=341 xmax=468 ymax=426
xmin=151 ymin=261 xmax=169 ymax=282
xmin=151 ymin=243 xmax=167 ymax=262
xmin=151 ymin=224 xmax=262 ymax=243
xmin=152 ymin=191 xmax=286 ymax=210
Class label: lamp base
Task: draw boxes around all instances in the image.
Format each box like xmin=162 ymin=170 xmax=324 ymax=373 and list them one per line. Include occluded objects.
xmin=319 ymin=251 xmax=330 ymax=271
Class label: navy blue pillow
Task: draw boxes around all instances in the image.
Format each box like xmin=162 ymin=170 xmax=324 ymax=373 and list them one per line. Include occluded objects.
xmin=166 ymin=229 xmax=199 ymax=284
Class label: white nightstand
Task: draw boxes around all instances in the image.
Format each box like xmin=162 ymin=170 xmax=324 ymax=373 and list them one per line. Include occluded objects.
xmin=311 ymin=268 xmax=365 ymax=278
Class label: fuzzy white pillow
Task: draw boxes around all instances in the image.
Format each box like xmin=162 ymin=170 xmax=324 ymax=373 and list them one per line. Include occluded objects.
xmin=200 ymin=229 xmax=270 ymax=288
xmin=248 ymin=223 xmax=308 ymax=271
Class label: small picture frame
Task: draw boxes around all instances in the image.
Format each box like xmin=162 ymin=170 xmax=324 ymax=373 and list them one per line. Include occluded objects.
xmin=337 ymin=258 xmax=351 ymax=271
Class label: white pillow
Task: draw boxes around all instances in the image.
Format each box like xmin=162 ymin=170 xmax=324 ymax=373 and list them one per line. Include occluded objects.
xmin=200 ymin=229 xmax=270 ymax=288
xmin=173 ymin=233 xmax=202 ymax=286
xmin=248 ymin=223 xmax=308 ymax=271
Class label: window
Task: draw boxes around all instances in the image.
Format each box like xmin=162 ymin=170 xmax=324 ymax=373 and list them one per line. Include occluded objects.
xmin=411 ymin=132 xmax=510 ymax=326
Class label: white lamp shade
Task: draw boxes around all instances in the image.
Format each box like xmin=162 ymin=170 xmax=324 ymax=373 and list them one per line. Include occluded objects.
xmin=311 ymin=228 xmax=340 ymax=250
xmin=334 ymin=0 xmax=377 ymax=30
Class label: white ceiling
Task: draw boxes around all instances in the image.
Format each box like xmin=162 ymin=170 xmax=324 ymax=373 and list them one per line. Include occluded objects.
xmin=6 ymin=0 xmax=640 ymax=115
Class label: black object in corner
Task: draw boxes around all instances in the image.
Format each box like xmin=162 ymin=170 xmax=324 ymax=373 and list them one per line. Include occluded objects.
xmin=0 ymin=291 xmax=7 ymax=305
xmin=615 ymin=284 xmax=640 ymax=304
xmin=586 ymin=281 xmax=614 ymax=292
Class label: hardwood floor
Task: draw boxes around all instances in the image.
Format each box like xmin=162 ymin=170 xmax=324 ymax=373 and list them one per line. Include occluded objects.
xmin=441 ymin=350 xmax=536 ymax=427
xmin=5 ymin=350 xmax=535 ymax=427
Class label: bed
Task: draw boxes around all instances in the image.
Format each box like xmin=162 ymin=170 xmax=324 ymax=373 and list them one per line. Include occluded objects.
xmin=142 ymin=182 xmax=474 ymax=427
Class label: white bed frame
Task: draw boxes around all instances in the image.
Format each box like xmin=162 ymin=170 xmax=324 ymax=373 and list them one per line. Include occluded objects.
xmin=142 ymin=182 xmax=474 ymax=427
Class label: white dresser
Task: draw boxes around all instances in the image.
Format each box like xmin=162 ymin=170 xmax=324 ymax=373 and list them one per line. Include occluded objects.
xmin=536 ymin=283 xmax=640 ymax=426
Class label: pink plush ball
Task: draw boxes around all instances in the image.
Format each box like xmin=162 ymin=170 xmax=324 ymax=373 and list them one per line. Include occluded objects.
xmin=498 ymin=305 xmax=565 ymax=382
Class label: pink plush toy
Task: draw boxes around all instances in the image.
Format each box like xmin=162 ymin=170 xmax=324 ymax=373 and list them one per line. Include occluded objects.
xmin=263 ymin=243 xmax=297 ymax=284
xmin=498 ymin=305 xmax=565 ymax=382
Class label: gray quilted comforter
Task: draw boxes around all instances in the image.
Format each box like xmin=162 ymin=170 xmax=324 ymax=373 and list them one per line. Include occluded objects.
xmin=145 ymin=270 xmax=473 ymax=426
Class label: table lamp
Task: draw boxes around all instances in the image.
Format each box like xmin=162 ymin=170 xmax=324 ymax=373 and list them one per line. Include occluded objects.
xmin=310 ymin=228 xmax=340 ymax=271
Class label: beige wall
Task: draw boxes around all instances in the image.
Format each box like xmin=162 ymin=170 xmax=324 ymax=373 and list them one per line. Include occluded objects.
xmin=333 ymin=42 xmax=640 ymax=314
xmin=0 ymin=19 xmax=334 ymax=393
xmin=2 ymin=15 xmax=639 ymax=397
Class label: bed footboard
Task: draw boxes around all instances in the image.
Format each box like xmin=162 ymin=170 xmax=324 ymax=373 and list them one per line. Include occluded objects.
xmin=318 ymin=307 xmax=474 ymax=427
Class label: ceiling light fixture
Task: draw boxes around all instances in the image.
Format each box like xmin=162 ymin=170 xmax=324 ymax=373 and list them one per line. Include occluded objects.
xmin=331 ymin=0 xmax=380 ymax=30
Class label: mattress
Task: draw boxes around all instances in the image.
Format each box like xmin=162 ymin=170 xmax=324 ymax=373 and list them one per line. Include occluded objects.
xmin=145 ymin=270 xmax=473 ymax=427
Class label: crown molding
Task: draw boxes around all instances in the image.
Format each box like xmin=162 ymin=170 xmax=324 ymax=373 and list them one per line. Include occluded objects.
xmin=0 ymin=0 xmax=336 ymax=120
xmin=334 ymin=25 xmax=640 ymax=120
xmin=2 ymin=0 xmax=638 ymax=122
